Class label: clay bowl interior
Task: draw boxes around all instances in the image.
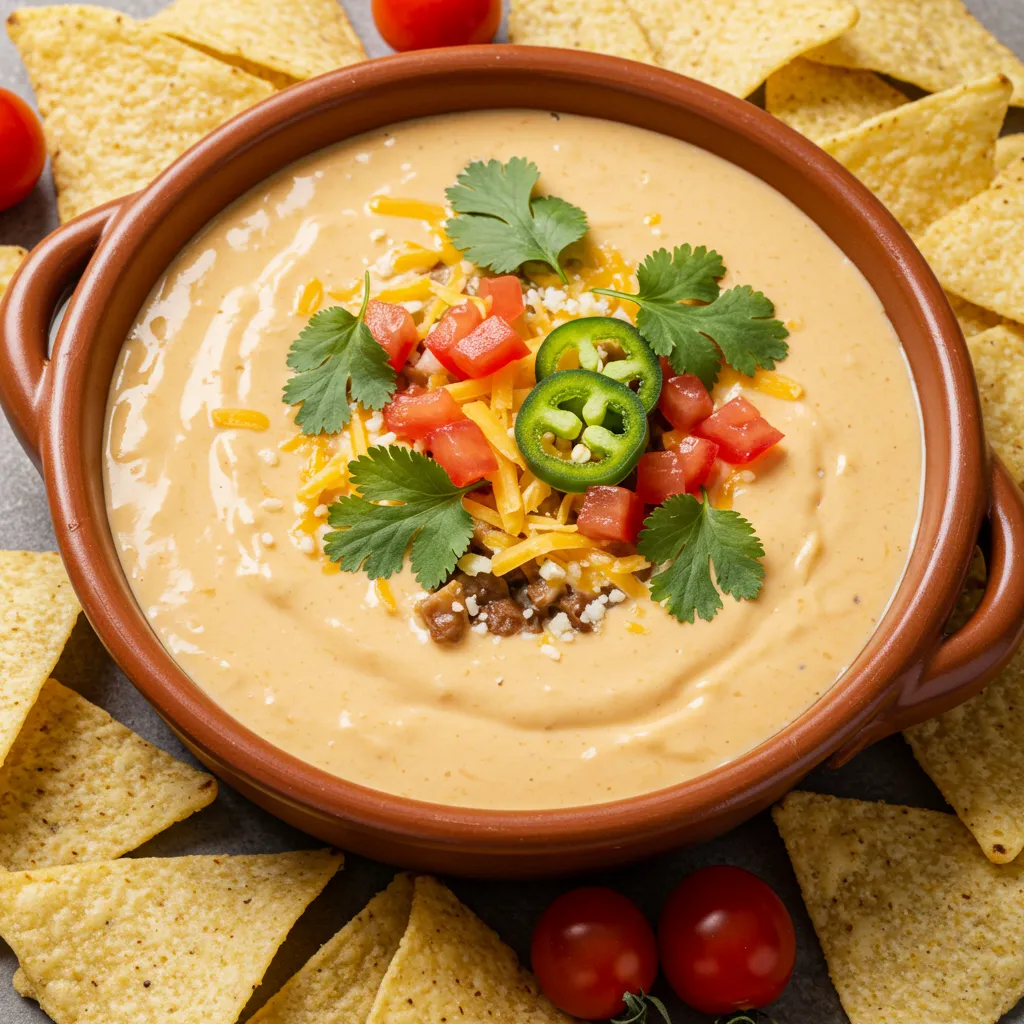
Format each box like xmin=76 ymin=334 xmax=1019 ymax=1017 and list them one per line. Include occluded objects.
xmin=47 ymin=47 xmax=983 ymax=875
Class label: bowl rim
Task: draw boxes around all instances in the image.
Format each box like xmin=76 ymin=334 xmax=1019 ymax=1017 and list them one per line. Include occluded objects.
xmin=41 ymin=45 xmax=983 ymax=846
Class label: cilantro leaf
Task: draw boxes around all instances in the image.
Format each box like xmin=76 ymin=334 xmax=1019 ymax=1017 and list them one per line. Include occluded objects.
xmin=444 ymin=158 xmax=588 ymax=284
xmin=283 ymin=273 xmax=396 ymax=435
xmin=594 ymin=245 xmax=789 ymax=388
xmin=324 ymin=446 xmax=475 ymax=590
xmin=637 ymin=490 xmax=765 ymax=624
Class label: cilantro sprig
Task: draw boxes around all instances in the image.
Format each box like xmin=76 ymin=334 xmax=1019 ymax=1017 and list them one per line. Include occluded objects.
xmin=444 ymin=158 xmax=588 ymax=284
xmin=637 ymin=489 xmax=765 ymax=624
xmin=324 ymin=446 xmax=475 ymax=590
xmin=283 ymin=273 xmax=396 ymax=435
xmin=594 ymin=245 xmax=789 ymax=388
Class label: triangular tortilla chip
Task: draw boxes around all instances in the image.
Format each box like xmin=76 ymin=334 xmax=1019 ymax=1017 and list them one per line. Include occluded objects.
xmin=918 ymin=175 xmax=1024 ymax=324
xmin=819 ymin=74 xmax=1010 ymax=237
xmin=148 ymin=0 xmax=365 ymax=88
xmin=0 ymin=849 xmax=342 ymax=1024
xmin=946 ymin=292 xmax=1005 ymax=338
xmin=508 ymin=0 xmax=655 ymax=64
xmin=0 ymin=678 xmax=217 ymax=870
xmin=0 ymin=551 xmax=80 ymax=768
xmin=808 ymin=0 xmax=1024 ymax=106
xmin=996 ymin=134 xmax=1024 ymax=174
xmin=765 ymin=58 xmax=906 ymax=141
xmin=623 ymin=0 xmax=858 ymax=98
xmin=907 ymin=644 xmax=1024 ymax=863
xmin=249 ymin=874 xmax=413 ymax=1023
xmin=773 ymin=791 xmax=1024 ymax=1024
xmin=964 ymin=324 xmax=1024 ymax=482
xmin=367 ymin=876 xmax=571 ymax=1024
xmin=0 ymin=245 xmax=27 ymax=296
xmin=7 ymin=5 xmax=274 ymax=223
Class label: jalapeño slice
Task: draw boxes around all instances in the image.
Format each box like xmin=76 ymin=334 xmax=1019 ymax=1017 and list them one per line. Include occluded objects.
xmin=515 ymin=369 xmax=648 ymax=492
xmin=534 ymin=316 xmax=663 ymax=412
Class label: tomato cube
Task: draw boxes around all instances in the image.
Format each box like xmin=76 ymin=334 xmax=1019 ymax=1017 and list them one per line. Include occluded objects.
xmin=576 ymin=486 xmax=646 ymax=544
xmin=364 ymin=299 xmax=417 ymax=371
xmin=635 ymin=438 xmax=719 ymax=505
xmin=425 ymin=302 xmax=482 ymax=378
xmin=451 ymin=315 xmax=530 ymax=379
xmin=477 ymin=275 xmax=525 ymax=322
xmin=383 ymin=385 xmax=465 ymax=441
xmin=659 ymin=373 xmax=714 ymax=433
xmin=426 ymin=419 xmax=498 ymax=487
xmin=695 ymin=397 xmax=784 ymax=464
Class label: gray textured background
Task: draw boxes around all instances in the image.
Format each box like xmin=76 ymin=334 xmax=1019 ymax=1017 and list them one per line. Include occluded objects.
xmin=1 ymin=2 xmax=1023 ymax=1021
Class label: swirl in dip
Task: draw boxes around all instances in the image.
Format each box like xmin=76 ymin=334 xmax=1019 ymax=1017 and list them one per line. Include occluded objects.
xmin=103 ymin=110 xmax=922 ymax=810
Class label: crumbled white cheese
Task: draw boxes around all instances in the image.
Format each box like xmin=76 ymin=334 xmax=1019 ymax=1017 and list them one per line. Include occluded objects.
xmin=612 ymin=307 xmax=633 ymax=323
xmin=465 ymin=595 xmax=480 ymax=617
xmin=566 ymin=561 xmax=582 ymax=583
xmin=375 ymin=431 xmax=398 ymax=447
xmin=296 ymin=535 xmax=316 ymax=555
xmin=369 ymin=227 xmax=386 ymax=242
xmin=539 ymin=560 xmax=567 ymax=582
xmin=293 ymin=501 xmax=307 ymax=516
xmin=450 ymin=601 xmax=464 ymax=613
xmin=374 ymin=251 xmax=395 ymax=278
xmin=259 ymin=498 xmax=284 ymax=512
xmin=523 ymin=608 xmax=534 ymax=620
xmin=365 ymin=411 xmax=384 ymax=433
xmin=608 ymin=589 xmax=627 ymax=604
xmin=259 ymin=448 xmax=280 ymax=467
xmin=598 ymin=593 xmax=609 ymax=604
xmin=540 ymin=644 xmax=561 ymax=661
xmin=579 ymin=599 xmax=606 ymax=626
xmin=401 ymin=300 xmax=423 ymax=314
xmin=313 ymin=504 xmax=328 ymax=518
xmin=472 ymin=621 xmax=489 ymax=635
xmin=458 ymin=553 xmax=493 ymax=577
xmin=415 ymin=348 xmax=446 ymax=375
xmin=577 ymin=292 xmax=611 ymax=317
xmin=260 ymin=532 xmax=275 ymax=547
xmin=570 ymin=444 xmax=591 ymax=464
xmin=478 ymin=612 xmax=489 ymax=623
xmin=548 ymin=612 xmax=574 ymax=641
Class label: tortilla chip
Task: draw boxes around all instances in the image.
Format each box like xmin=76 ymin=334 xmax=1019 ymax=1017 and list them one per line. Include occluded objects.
xmin=0 ymin=849 xmax=342 ymax=1024
xmin=918 ymin=176 xmax=1024 ymax=324
xmin=367 ymin=876 xmax=572 ymax=1024
xmin=623 ymin=0 xmax=858 ymax=99
xmin=997 ymin=134 xmax=1024 ymax=174
xmin=906 ymin=645 xmax=1024 ymax=863
xmin=995 ymin=155 xmax=1024 ymax=189
xmin=965 ymin=324 xmax=1024 ymax=483
xmin=773 ymin=791 xmax=1024 ymax=1023
xmin=508 ymin=0 xmax=655 ymax=64
xmin=250 ymin=874 xmax=413 ymax=1023
xmin=0 ymin=551 xmax=80 ymax=769
xmin=819 ymin=75 xmax=1010 ymax=237
xmin=0 ymin=245 xmax=27 ymax=296
xmin=808 ymin=0 xmax=1024 ymax=107
xmin=7 ymin=5 xmax=274 ymax=223
xmin=0 ymin=677 xmax=216 ymax=870
xmin=765 ymin=58 xmax=906 ymax=141
xmin=12 ymin=967 xmax=31 ymax=998
xmin=148 ymin=0 xmax=365 ymax=88
xmin=947 ymin=292 xmax=1004 ymax=337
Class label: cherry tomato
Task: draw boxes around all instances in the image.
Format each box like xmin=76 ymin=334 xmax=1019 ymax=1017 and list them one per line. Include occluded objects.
xmin=425 ymin=301 xmax=482 ymax=377
xmin=694 ymin=397 xmax=784 ymax=465
xmin=635 ymin=438 xmax=719 ymax=504
xmin=364 ymin=299 xmax=418 ymax=371
xmin=450 ymin=315 xmax=530 ymax=379
xmin=0 ymin=89 xmax=45 ymax=212
xmin=372 ymin=0 xmax=501 ymax=51
xmin=659 ymin=373 xmax=714 ymax=434
xmin=658 ymin=866 xmax=796 ymax=1014
xmin=426 ymin=418 xmax=497 ymax=486
xmin=477 ymin=275 xmax=526 ymax=321
xmin=383 ymin=385 xmax=465 ymax=440
xmin=576 ymin=485 xmax=645 ymax=544
xmin=531 ymin=887 xmax=658 ymax=1020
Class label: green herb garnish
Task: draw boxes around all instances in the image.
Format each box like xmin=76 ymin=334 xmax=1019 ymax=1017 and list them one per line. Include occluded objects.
xmin=283 ymin=272 xmax=396 ymax=435
xmin=324 ymin=446 xmax=475 ymax=590
xmin=444 ymin=158 xmax=588 ymax=284
xmin=637 ymin=489 xmax=765 ymax=624
xmin=612 ymin=991 xmax=673 ymax=1024
xmin=594 ymin=245 xmax=789 ymax=388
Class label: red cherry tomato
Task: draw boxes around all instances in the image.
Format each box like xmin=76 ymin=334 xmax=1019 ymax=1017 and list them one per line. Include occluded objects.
xmin=576 ymin=485 xmax=645 ymax=544
xmin=659 ymin=373 xmax=714 ymax=434
xmin=477 ymin=275 xmax=526 ymax=322
xmin=425 ymin=301 xmax=482 ymax=377
xmin=426 ymin=418 xmax=497 ymax=486
xmin=658 ymin=866 xmax=796 ymax=1014
xmin=0 ymin=89 xmax=45 ymax=212
xmin=383 ymin=385 xmax=465 ymax=440
xmin=372 ymin=0 xmax=501 ymax=51
xmin=635 ymin=438 xmax=719 ymax=504
xmin=451 ymin=314 xmax=530 ymax=379
xmin=364 ymin=299 xmax=418 ymax=371
xmin=531 ymin=887 xmax=658 ymax=1020
xmin=694 ymin=397 xmax=784 ymax=465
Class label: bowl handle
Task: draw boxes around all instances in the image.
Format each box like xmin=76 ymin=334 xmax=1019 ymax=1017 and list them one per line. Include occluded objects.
xmin=832 ymin=455 xmax=1024 ymax=764
xmin=0 ymin=201 xmax=123 ymax=466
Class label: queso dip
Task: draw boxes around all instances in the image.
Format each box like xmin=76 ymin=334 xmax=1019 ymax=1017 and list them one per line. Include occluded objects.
xmin=104 ymin=110 xmax=922 ymax=810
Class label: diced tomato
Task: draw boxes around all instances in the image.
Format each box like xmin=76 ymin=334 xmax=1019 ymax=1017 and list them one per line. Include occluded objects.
xmin=659 ymin=373 xmax=714 ymax=433
xmin=426 ymin=419 xmax=498 ymax=487
xmin=383 ymin=385 xmax=464 ymax=441
xmin=425 ymin=302 xmax=482 ymax=377
xmin=364 ymin=299 xmax=417 ymax=371
xmin=576 ymin=486 xmax=645 ymax=544
xmin=477 ymin=275 xmax=525 ymax=322
xmin=695 ymin=397 xmax=784 ymax=464
xmin=451 ymin=315 xmax=530 ymax=379
xmin=635 ymin=438 xmax=720 ymax=505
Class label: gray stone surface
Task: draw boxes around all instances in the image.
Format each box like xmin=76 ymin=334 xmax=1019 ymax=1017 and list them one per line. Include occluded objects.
xmin=0 ymin=2 xmax=1022 ymax=1021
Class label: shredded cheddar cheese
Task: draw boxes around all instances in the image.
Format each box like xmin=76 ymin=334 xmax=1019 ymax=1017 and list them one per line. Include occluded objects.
xmin=368 ymin=195 xmax=446 ymax=224
xmin=377 ymin=278 xmax=435 ymax=303
xmin=486 ymin=453 xmax=525 ymax=537
xmin=211 ymin=408 xmax=270 ymax=431
xmin=556 ymin=492 xmax=576 ymax=524
xmin=463 ymin=402 xmax=525 ymax=468
xmin=297 ymin=455 xmax=347 ymax=501
xmin=348 ymin=408 xmax=368 ymax=458
xmin=717 ymin=367 xmax=804 ymax=401
xmin=491 ymin=533 xmax=593 ymax=576
xmin=375 ymin=578 xmax=398 ymax=613
xmin=393 ymin=244 xmax=442 ymax=275
xmin=297 ymin=278 xmax=324 ymax=316
xmin=463 ymin=497 xmax=505 ymax=529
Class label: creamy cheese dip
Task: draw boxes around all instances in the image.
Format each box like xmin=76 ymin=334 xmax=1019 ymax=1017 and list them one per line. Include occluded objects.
xmin=104 ymin=110 xmax=922 ymax=810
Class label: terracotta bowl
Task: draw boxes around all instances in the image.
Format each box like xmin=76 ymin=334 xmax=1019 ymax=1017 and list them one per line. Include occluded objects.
xmin=3 ymin=47 xmax=1024 ymax=878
